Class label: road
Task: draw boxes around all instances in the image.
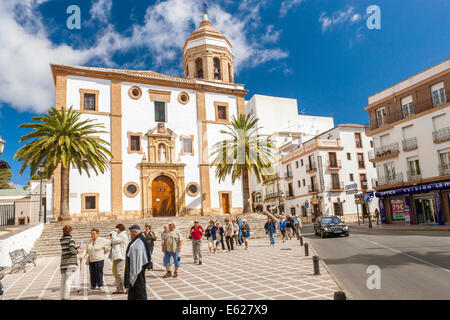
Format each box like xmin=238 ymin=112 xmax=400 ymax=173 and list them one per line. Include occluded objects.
xmin=302 ymin=225 xmax=450 ymax=300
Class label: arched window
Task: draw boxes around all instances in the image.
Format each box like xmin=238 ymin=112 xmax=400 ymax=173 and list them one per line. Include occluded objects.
xmin=195 ymin=58 xmax=203 ymax=79
xmin=213 ymin=58 xmax=221 ymax=80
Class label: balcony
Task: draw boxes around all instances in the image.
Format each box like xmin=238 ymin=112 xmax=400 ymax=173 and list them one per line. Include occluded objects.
xmin=286 ymin=190 xmax=295 ymax=198
xmin=330 ymin=181 xmax=344 ymax=191
xmin=368 ymin=142 xmax=400 ymax=162
xmin=402 ymin=137 xmax=418 ymax=151
xmin=358 ymin=160 xmax=365 ymax=169
xmin=369 ymin=89 xmax=450 ymax=131
xmin=327 ymin=160 xmax=342 ymax=169
xmin=432 ymin=127 xmax=450 ymax=144
xmin=373 ymin=173 xmax=404 ymax=187
xmin=308 ymin=184 xmax=319 ymax=193
xmin=265 ymin=192 xmax=283 ymax=201
xmin=306 ymin=163 xmax=317 ymax=173
xmin=406 ymin=169 xmax=422 ymax=181
xmin=439 ymin=163 xmax=450 ymax=176
xmin=285 ymin=171 xmax=293 ymax=179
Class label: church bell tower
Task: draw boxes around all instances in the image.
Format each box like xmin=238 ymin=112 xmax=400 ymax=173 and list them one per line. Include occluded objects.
xmin=182 ymin=13 xmax=234 ymax=83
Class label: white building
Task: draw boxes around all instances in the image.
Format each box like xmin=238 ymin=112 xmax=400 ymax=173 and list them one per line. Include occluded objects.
xmin=279 ymin=124 xmax=377 ymax=223
xmin=365 ymin=59 xmax=450 ymax=225
xmin=50 ymin=14 xmax=248 ymax=221
xmin=245 ymin=94 xmax=335 ymax=214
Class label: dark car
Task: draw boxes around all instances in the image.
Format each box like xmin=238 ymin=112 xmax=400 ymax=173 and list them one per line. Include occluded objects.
xmin=314 ymin=216 xmax=349 ymax=238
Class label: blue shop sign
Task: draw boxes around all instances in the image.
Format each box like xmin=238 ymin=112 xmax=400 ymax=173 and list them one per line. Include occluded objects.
xmin=375 ymin=181 xmax=450 ymax=198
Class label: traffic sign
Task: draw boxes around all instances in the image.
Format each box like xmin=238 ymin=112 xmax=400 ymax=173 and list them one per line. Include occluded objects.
xmin=346 ymin=189 xmax=358 ymax=195
xmin=345 ymin=183 xmax=358 ymax=190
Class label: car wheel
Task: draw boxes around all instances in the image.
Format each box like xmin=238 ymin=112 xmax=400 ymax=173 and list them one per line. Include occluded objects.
xmin=345 ymin=232 xmax=349 ymax=237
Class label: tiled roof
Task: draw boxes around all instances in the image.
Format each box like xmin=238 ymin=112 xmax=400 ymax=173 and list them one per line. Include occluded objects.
xmin=50 ymin=63 xmax=193 ymax=84
xmin=0 ymin=189 xmax=30 ymax=197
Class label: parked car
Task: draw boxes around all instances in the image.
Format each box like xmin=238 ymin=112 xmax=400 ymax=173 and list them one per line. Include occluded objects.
xmin=314 ymin=216 xmax=349 ymax=238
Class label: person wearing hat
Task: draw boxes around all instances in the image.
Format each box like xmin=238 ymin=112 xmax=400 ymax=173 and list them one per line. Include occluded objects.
xmin=144 ymin=224 xmax=157 ymax=270
xmin=162 ymin=222 xmax=183 ymax=278
xmin=124 ymin=224 xmax=151 ymax=300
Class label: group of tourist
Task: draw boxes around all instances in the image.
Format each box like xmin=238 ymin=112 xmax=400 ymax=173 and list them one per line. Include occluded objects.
xmin=58 ymin=214 xmax=300 ymax=300
xmin=59 ymin=221 xmax=185 ymax=300
xmin=264 ymin=214 xmax=302 ymax=246
xmin=203 ymin=216 xmax=251 ymax=257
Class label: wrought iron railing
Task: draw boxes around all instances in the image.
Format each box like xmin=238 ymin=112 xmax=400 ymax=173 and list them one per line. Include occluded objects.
xmin=327 ymin=160 xmax=342 ymax=168
xmin=368 ymin=142 xmax=399 ymax=160
xmin=373 ymin=173 xmax=404 ymax=187
xmin=369 ymin=89 xmax=450 ymax=131
xmin=406 ymin=169 xmax=422 ymax=181
xmin=439 ymin=163 xmax=450 ymax=176
xmin=402 ymin=137 xmax=418 ymax=151
xmin=306 ymin=162 xmax=317 ymax=172
xmin=432 ymin=127 xmax=450 ymax=143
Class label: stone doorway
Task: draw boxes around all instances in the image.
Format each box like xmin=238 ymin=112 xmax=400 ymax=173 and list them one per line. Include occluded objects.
xmin=152 ymin=175 xmax=176 ymax=217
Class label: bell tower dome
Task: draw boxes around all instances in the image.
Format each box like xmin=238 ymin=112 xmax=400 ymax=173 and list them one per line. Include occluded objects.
xmin=182 ymin=13 xmax=234 ymax=83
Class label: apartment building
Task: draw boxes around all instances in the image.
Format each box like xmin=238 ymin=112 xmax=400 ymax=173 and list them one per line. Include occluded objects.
xmin=245 ymin=94 xmax=335 ymax=214
xmin=365 ymin=59 xmax=450 ymax=225
xmin=279 ymin=124 xmax=377 ymax=223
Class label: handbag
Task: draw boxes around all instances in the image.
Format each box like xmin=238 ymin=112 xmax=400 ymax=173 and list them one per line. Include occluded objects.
xmin=243 ymin=231 xmax=250 ymax=237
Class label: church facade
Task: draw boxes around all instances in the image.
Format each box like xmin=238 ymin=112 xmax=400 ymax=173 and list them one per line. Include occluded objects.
xmin=50 ymin=15 xmax=248 ymax=221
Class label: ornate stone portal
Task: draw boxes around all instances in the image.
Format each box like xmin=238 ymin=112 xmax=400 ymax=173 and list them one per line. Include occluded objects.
xmin=140 ymin=123 xmax=186 ymax=217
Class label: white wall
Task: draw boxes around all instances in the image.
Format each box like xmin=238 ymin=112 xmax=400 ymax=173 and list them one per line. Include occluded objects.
xmin=0 ymin=223 xmax=44 ymax=267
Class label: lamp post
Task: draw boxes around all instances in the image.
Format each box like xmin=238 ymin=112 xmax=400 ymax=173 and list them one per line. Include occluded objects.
xmin=38 ymin=164 xmax=45 ymax=223
xmin=0 ymin=136 xmax=5 ymax=155
xmin=361 ymin=179 xmax=372 ymax=229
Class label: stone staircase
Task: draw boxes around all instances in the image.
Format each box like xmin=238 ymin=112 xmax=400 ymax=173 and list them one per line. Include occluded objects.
xmin=32 ymin=213 xmax=269 ymax=257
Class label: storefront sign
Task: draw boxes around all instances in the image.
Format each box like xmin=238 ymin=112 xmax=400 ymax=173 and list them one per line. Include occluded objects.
xmin=390 ymin=199 xmax=406 ymax=220
xmin=345 ymin=183 xmax=358 ymax=190
xmin=376 ymin=181 xmax=450 ymax=197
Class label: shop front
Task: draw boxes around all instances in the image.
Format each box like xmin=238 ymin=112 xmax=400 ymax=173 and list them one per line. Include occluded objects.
xmin=376 ymin=181 xmax=450 ymax=225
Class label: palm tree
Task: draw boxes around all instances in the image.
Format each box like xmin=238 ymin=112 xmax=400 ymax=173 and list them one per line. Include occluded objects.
xmin=210 ymin=114 xmax=276 ymax=213
xmin=14 ymin=107 xmax=112 ymax=221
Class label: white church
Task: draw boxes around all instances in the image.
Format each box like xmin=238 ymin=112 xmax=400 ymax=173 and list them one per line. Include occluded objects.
xmin=48 ymin=14 xmax=334 ymax=221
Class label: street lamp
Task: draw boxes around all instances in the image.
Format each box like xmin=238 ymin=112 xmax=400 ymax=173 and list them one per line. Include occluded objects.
xmin=361 ymin=179 xmax=372 ymax=229
xmin=0 ymin=136 xmax=5 ymax=155
xmin=38 ymin=164 xmax=45 ymax=223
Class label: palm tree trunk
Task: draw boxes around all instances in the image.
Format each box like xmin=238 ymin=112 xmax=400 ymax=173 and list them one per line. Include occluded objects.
xmin=59 ymin=163 xmax=71 ymax=221
xmin=242 ymin=165 xmax=251 ymax=213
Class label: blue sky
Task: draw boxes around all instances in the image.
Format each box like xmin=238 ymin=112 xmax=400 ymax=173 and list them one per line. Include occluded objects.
xmin=0 ymin=0 xmax=449 ymax=187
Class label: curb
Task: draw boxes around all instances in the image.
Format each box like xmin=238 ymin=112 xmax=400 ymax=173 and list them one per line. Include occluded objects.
xmin=350 ymin=225 xmax=450 ymax=232
xmin=308 ymin=243 xmax=353 ymax=300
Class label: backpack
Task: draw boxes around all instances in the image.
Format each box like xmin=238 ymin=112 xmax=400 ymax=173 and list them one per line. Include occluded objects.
xmin=205 ymin=226 xmax=212 ymax=238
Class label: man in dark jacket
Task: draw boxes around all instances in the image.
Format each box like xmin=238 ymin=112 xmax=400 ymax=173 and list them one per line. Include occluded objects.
xmin=264 ymin=216 xmax=276 ymax=246
xmin=124 ymin=225 xmax=151 ymax=300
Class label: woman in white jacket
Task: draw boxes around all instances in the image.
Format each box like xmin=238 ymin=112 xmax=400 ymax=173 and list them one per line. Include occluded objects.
xmin=110 ymin=224 xmax=129 ymax=294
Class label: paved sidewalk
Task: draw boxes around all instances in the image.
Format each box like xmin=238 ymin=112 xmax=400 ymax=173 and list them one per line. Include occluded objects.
xmin=1 ymin=238 xmax=340 ymax=300
xmin=349 ymin=222 xmax=450 ymax=231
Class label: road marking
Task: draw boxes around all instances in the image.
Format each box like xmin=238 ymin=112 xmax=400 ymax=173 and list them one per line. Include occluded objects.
xmin=360 ymin=237 xmax=450 ymax=273
xmin=38 ymin=261 xmax=59 ymax=300
xmin=16 ymin=257 xmax=55 ymax=300
xmin=4 ymin=259 xmax=43 ymax=295
xmin=151 ymin=261 xmax=188 ymax=299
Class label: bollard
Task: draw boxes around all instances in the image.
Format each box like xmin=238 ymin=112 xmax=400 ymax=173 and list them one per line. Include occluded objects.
xmin=313 ymin=255 xmax=320 ymax=275
xmin=304 ymin=243 xmax=309 ymax=256
xmin=334 ymin=291 xmax=347 ymax=300
xmin=299 ymin=236 xmax=304 ymax=246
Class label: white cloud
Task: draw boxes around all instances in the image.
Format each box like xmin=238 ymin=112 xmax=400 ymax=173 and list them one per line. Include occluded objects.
xmin=319 ymin=6 xmax=361 ymax=32
xmin=0 ymin=0 xmax=288 ymax=114
xmin=280 ymin=0 xmax=304 ymax=18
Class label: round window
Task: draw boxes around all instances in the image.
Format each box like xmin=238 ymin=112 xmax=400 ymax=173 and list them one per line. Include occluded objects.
xmin=178 ymin=92 xmax=190 ymax=105
xmin=129 ymin=86 xmax=142 ymax=99
xmin=127 ymin=184 xmax=137 ymax=195
xmin=186 ymin=182 xmax=200 ymax=197
xmin=124 ymin=182 xmax=140 ymax=197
